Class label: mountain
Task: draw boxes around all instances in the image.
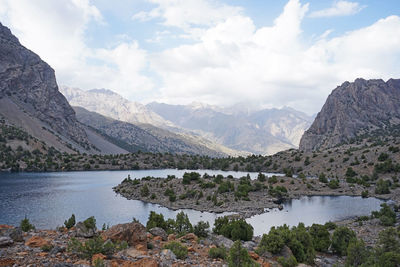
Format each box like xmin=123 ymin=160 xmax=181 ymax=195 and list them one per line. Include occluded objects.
xmin=299 ymin=78 xmax=400 ymax=152
xmin=74 ymin=106 xmax=239 ymax=156
xmin=61 ymin=86 xmax=173 ymax=128
xmin=146 ymin=102 xmax=313 ymax=155
xmin=0 ymin=22 xmax=128 ymax=154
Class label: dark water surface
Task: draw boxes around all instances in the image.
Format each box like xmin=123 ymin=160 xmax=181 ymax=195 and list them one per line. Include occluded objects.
xmin=0 ymin=170 xmax=384 ymax=235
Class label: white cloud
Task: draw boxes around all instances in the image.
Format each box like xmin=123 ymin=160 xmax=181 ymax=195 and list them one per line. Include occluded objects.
xmin=132 ymin=0 xmax=242 ymax=30
xmin=149 ymin=0 xmax=400 ymax=114
xmin=0 ymin=0 xmax=153 ymax=99
xmin=309 ymin=1 xmax=365 ymax=18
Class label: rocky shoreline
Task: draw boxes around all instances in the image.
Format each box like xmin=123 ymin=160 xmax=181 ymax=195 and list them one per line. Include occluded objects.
xmin=113 ymin=173 xmax=396 ymax=219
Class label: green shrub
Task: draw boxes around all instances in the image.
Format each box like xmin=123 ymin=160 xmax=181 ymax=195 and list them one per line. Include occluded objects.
xmin=20 ymin=216 xmax=35 ymax=232
xmin=68 ymin=236 xmax=127 ymax=259
xmin=361 ymin=190 xmax=369 ymax=198
xmin=278 ymin=255 xmax=298 ymax=267
xmin=163 ymin=241 xmax=188 ymax=259
xmin=228 ymin=240 xmax=258 ymax=267
xmin=140 ymin=184 xmax=149 ymax=197
xmin=41 ymin=244 xmax=53 ymax=252
xmin=375 ymin=179 xmax=391 ymax=194
xmin=309 ymin=224 xmax=330 ymax=252
xmin=319 ymin=173 xmax=328 ymax=183
xmin=193 ymin=221 xmax=210 ymax=238
xmin=372 ymin=203 xmax=396 ymax=226
xmin=64 ymin=214 xmax=76 ymax=229
xmin=213 ymin=216 xmax=253 ymax=241
xmin=324 ymin=221 xmax=337 ymax=230
xmin=345 ymin=240 xmax=368 ymax=267
xmin=182 ymin=172 xmax=201 ymax=184
xmin=257 ymin=230 xmax=284 ymax=254
xmin=328 ymin=179 xmax=340 ymax=189
xmin=209 ymin=246 xmax=227 ymax=259
xmin=175 ymin=211 xmax=193 ymax=236
xmin=331 ymin=227 xmax=357 ymax=256
xmin=146 ymin=211 xmax=167 ymax=230
xmin=346 ymin=167 xmax=357 ymax=178
xmin=83 ymin=216 xmax=96 ymax=229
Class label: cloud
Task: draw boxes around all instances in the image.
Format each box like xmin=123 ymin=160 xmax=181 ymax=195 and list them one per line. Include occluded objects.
xmin=149 ymin=0 xmax=400 ymax=114
xmin=0 ymin=0 xmax=153 ymax=99
xmin=309 ymin=1 xmax=365 ymax=18
xmin=132 ymin=0 xmax=242 ymax=30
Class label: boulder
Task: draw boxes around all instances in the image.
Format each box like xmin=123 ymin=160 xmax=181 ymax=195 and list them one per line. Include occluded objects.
xmin=210 ymin=234 xmax=234 ymax=249
xmin=25 ymin=236 xmax=50 ymax=247
xmin=9 ymin=227 xmax=23 ymax=242
xmin=179 ymin=233 xmax=198 ymax=242
xmin=149 ymin=227 xmax=167 ymax=241
xmin=102 ymin=222 xmax=147 ymax=248
xmin=0 ymin=236 xmax=13 ymax=247
xmin=75 ymin=222 xmax=96 ymax=238
xmin=160 ymin=249 xmax=176 ymax=267
xmin=243 ymin=240 xmax=256 ymax=251
xmin=278 ymin=245 xmax=294 ymax=259
xmin=110 ymin=258 xmax=158 ymax=267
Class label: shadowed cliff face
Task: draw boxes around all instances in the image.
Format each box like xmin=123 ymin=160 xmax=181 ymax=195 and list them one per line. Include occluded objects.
xmin=0 ymin=22 xmax=89 ymax=147
xmin=300 ymin=78 xmax=400 ymax=152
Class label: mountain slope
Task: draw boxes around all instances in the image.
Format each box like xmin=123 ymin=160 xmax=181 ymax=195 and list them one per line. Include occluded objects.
xmin=299 ymin=78 xmax=400 ymax=152
xmin=147 ymin=102 xmax=313 ymax=155
xmin=74 ymin=106 xmax=234 ymax=156
xmin=61 ymin=86 xmax=173 ymax=128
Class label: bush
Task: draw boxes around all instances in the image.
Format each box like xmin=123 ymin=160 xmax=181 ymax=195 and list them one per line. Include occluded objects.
xmin=209 ymin=246 xmax=227 ymax=259
xmin=319 ymin=173 xmax=328 ymax=183
xmin=375 ymin=179 xmax=391 ymax=194
xmin=257 ymin=230 xmax=284 ymax=254
xmin=182 ymin=172 xmax=201 ymax=185
xmin=228 ymin=240 xmax=258 ymax=267
xmin=345 ymin=240 xmax=368 ymax=267
xmin=20 ymin=216 xmax=35 ymax=232
xmin=361 ymin=190 xmax=369 ymax=198
xmin=331 ymin=227 xmax=357 ymax=256
xmin=64 ymin=214 xmax=76 ymax=229
xmin=146 ymin=211 xmax=167 ymax=230
xmin=140 ymin=184 xmax=149 ymax=197
xmin=193 ymin=221 xmax=210 ymax=238
xmin=163 ymin=241 xmax=188 ymax=259
xmin=309 ymin=224 xmax=330 ymax=252
xmin=83 ymin=216 xmax=96 ymax=229
xmin=346 ymin=167 xmax=357 ymax=178
xmin=372 ymin=203 xmax=396 ymax=226
xmin=175 ymin=211 xmax=193 ymax=236
xmin=324 ymin=221 xmax=337 ymax=230
xmin=328 ymin=179 xmax=340 ymax=189
xmin=278 ymin=255 xmax=298 ymax=267
xmin=68 ymin=236 xmax=127 ymax=259
xmin=213 ymin=217 xmax=253 ymax=241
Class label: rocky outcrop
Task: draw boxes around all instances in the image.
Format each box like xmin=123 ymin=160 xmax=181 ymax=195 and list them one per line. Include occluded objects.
xmin=102 ymin=222 xmax=147 ymax=248
xmin=0 ymin=23 xmax=89 ymax=148
xmin=300 ymin=78 xmax=400 ymax=151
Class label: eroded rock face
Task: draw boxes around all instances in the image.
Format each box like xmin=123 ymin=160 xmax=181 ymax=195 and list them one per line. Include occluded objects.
xmin=300 ymin=78 xmax=400 ymax=151
xmin=102 ymin=222 xmax=147 ymax=248
xmin=75 ymin=222 xmax=96 ymax=238
xmin=0 ymin=23 xmax=89 ymax=148
xmin=149 ymin=227 xmax=167 ymax=241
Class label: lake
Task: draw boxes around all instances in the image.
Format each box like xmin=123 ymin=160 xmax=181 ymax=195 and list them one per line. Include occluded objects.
xmin=0 ymin=170 xmax=384 ymax=235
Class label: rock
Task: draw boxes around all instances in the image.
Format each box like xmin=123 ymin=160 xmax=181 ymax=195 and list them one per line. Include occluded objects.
xmin=102 ymin=222 xmax=147 ymax=248
xmin=153 ymin=236 xmax=162 ymax=242
xmin=110 ymin=258 xmax=158 ymax=267
xmin=124 ymin=247 xmax=147 ymax=258
xmin=210 ymin=234 xmax=234 ymax=249
xmin=243 ymin=241 xmax=256 ymax=251
xmin=25 ymin=236 xmax=50 ymax=248
xmin=149 ymin=227 xmax=167 ymax=241
xmin=167 ymin=234 xmax=175 ymax=241
xmin=9 ymin=227 xmax=23 ymax=242
xmin=249 ymin=251 xmax=259 ymax=260
xmin=300 ymin=78 xmax=400 ymax=151
xmin=75 ymin=222 xmax=96 ymax=238
xmin=179 ymin=233 xmax=198 ymax=242
xmin=278 ymin=245 xmax=294 ymax=259
xmin=160 ymin=249 xmax=176 ymax=267
xmin=0 ymin=236 xmax=13 ymax=247
xmin=0 ymin=23 xmax=90 ymax=150
xmin=50 ymin=246 xmax=66 ymax=255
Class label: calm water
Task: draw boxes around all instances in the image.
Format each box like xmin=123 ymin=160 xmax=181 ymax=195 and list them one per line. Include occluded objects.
xmin=0 ymin=170 xmax=384 ymax=235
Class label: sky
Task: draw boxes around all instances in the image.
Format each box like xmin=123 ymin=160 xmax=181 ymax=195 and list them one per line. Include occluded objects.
xmin=0 ymin=0 xmax=399 ymax=114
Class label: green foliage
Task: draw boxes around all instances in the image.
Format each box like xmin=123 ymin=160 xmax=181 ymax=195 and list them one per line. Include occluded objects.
xmin=41 ymin=244 xmax=53 ymax=252
xmin=277 ymin=255 xmax=298 ymax=267
xmin=361 ymin=190 xmax=369 ymax=198
xmin=83 ymin=216 xmax=96 ymax=229
xmin=140 ymin=184 xmax=149 ymax=197
xmin=346 ymin=167 xmax=357 ymax=178
xmin=378 ymin=153 xmax=389 ymax=162
xmin=375 ymin=179 xmax=391 ymax=194
xmin=20 ymin=216 xmax=35 ymax=232
xmin=257 ymin=229 xmax=285 ymax=254
xmin=175 ymin=211 xmax=193 ymax=236
xmin=218 ymin=180 xmax=235 ymax=193
xmin=209 ymin=246 xmax=227 ymax=259
xmin=257 ymin=173 xmax=266 ymax=182
xmin=324 ymin=221 xmax=337 ymax=230
xmin=164 ymin=188 xmax=177 ymax=202
xmin=372 ymin=203 xmax=396 ymax=226
xmin=374 ymin=159 xmax=400 ymax=174
xmin=328 ymin=179 xmax=340 ymax=189
xmin=67 ymin=236 xmax=128 ymax=259
xmin=163 ymin=241 xmax=188 ymax=259
xmin=182 ymin=172 xmax=201 ymax=184
xmin=193 ymin=221 xmax=210 ymax=238
xmin=228 ymin=240 xmax=258 ymax=267
xmin=345 ymin=240 xmax=369 ymax=267
xmin=213 ymin=216 xmax=253 ymax=241
xmin=318 ymin=173 xmax=328 ymax=183
xmin=146 ymin=211 xmax=167 ymax=230
xmin=331 ymin=226 xmax=357 ymax=256
xmin=64 ymin=214 xmax=76 ymax=229
xmin=309 ymin=224 xmax=330 ymax=252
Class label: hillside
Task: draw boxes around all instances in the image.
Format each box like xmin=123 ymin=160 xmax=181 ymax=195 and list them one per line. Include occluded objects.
xmin=74 ymin=106 xmax=238 ymax=157
xmin=300 ymin=78 xmax=400 ymax=152
xmin=147 ymin=102 xmax=313 ymax=155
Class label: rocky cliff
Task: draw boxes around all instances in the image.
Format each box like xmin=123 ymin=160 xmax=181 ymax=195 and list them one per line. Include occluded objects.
xmin=0 ymin=22 xmax=90 ymax=149
xmin=299 ymin=78 xmax=400 ymax=151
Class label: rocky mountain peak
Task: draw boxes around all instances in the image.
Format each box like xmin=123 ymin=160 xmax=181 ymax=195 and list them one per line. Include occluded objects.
xmin=0 ymin=22 xmax=89 ymax=148
xmin=299 ymin=78 xmax=400 ymax=151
